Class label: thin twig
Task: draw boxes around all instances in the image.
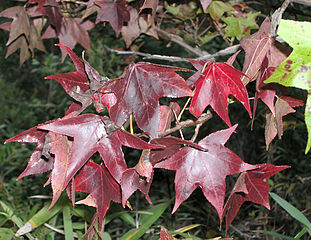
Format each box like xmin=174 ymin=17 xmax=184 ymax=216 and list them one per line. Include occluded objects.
xmin=156 ymin=27 xmax=209 ymax=57
xmin=158 ymin=111 xmax=213 ymax=137
xmin=293 ymin=0 xmax=311 ymax=6
xmin=106 ymin=44 xmax=240 ymax=62
xmin=198 ymin=44 xmax=240 ymax=60
xmin=230 ymin=225 xmax=256 ymax=239
xmin=270 ymin=0 xmax=292 ymax=37
xmin=44 ymin=223 xmax=79 ymax=238
xmin=191 ymin=123 xmax=202 ymax=142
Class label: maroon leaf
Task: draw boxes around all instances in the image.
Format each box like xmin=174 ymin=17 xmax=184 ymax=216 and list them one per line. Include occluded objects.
xmin=26 ymin=0 xmax=63 ymax=33
xmin=45 ymin=44 xmax=89 ymax=93
xmin=155 ymin=125 xmax=256 ymax=219
xmin=41 ymin=17 xmax=94 ymax=61
xmin=189 ymin=61 xmax=252 ymax=127
xmin=252 ymin=65 xmax=277 ymax=129
xmin=48 ymin=132 xmax=71 ymax=207
xmin=264 ymin=96 xmax=302 ymax=150
xmin=75 ymin=161 xmax=121 ymax=229
xmin=109 ymin=62 xmax=193 ymax=138
xmin=0 ymin=6 xmax=46 ymax=65
xmin=95 ymin=0 xmax=130 ymax=37
xmin=5 ymin=124 xmax=54 ymax=180
xmin=158 ymin=102 xmax=180 ymax=132
xmin=38 ymin=114 xmax=163 ymax=191
xmin=121 ymin=168 xmax=152 ymax=207
xmin=241 ymin=17 xmax=287 ymax=84
xmin=150 ymin=136 xmax=205 ymax=165
xmin=121 ymin=7 xmax=158 ymax=48
xmin=224 ymin=164 xmax=290 ymax=232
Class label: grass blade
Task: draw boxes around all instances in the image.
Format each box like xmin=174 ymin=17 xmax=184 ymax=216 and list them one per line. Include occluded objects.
xmin=63 ymin=205 xmax=74 ymax=240
xmin=269 ymin=192 xmax=311 ymax=229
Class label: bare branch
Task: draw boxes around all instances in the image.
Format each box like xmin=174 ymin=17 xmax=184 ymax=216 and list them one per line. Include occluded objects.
xmin=198 ymin=44 xmax=241 ymax=60
xmin=271 ymin=0 xmax=292 ymax=37
xmin=156 ymin=27 xmax=210 ymax=57
xmin=159 ymin=111 xmax=213 ymax=137
xmin=106 ymin=44 xmax=241 ymax=62
xmin=293 ymin=0 xmax=311 ymax=6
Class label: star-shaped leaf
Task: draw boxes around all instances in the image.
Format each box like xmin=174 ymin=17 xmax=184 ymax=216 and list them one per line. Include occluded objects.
xmin=26 ymin=0 xmax=63 ymax=33
xmin=189 ymin=61 xmax=251 ymax=127
xmin=265 ymin=19 xmax=311 ymax=153
xmin=0 ymin=6 xmax=46 ymax=65
xmin=109 ymin=62 xmax=193 ymax=138
xmin=155 ymin=125 xmax=256 ymax=219
xmin=41 ymin=17 xmax=94 ymax=61
xmin=224 ymin=164 xmax=289 ymax=232
xmin=223 ymin=12 xmax=260 ymax=41
xmin=265 ymin=96 xmax=304 ymax=150
xmin=75 ymin=161 xmax=121 ymax=229
xmin=241 ymin=17 xmax=288 ymax=84
xmin=4 ymin=124 xmax=54 ymax=180
xmin=95 ymin=0 xmax=130 ymax=37
xmin=39 ymin=114 xmax=163 ymax=191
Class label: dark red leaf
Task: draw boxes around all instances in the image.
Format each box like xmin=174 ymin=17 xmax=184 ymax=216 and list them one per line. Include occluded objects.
xmin=26 ymin=0 xmax=63 ymax=33
xmin=155 ymin=125 xmax=256 ymax=219
xmin=95 ymin=0 xmax=129 ymax=36
xmin=109 ymin=62 xmax=193 ymax=138
xmin=75 ymin=161 xmax=121 ymax=229
xmin=41 ymin=17 xmax=94 ymax=61
xmin=189 ymin=61 xmax=252 ymax=126
xmin=38 ymin=114 xmax=163 ymax=191
xmin=5 ymin=123 xmax=54 ymax=180
xmin=224 ymin=164 xmax=290 ymax=232
xmin=241 ymin=17 xmax=287 ymax=84
xmin=45 ymin=44 xmax=89 ymax=93
xmin=48 ymin=132 xmax=71 ymax=207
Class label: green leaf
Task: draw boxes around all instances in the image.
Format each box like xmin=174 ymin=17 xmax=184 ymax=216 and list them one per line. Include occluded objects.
xmin=15 ymin=194 xmax=69 ymax=237
xmin=265 ymin=19 xmax=311 ymax=153
xmin=0 ymin=228 xmax=15 ymax=240
xmin=63 ymin=206 xmax=74 ymax=240
xmin=254 ymin=230 xmax=296 ymax=240
xmin=223 ymin=12 xmax=260 ymax=40
xmin=0 ymin=201 xmax=35 ymax=240
xmin=206 ymin=1 xmax=234 ymax=20
xmin=269 ymin=192 xmax=311 ymax=230
xmin=120 ymin=199 xmax=172 ymax=240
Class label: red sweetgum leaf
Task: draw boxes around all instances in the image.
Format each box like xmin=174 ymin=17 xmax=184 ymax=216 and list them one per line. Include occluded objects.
xmin=224 ymin=164 xmax=290 ymax=232
xmin=265 ymin=96 xmax=303 ymax=150
xmin=48 ymin=132 xmax=72 ymax=208
xmin=0 ymin=6 xmax=46 ymax=65
xmin=241 ymin=17 xmax=287 ymax=84
xmin=150 ymin=136 xmax=206 ymax=165
xmin=38 ymin=114 xmax=163 ymax=191
xmin=121 ymin=168 xmax=152 ymax=207
xmin=41 ymin=17 xmax=94 ymax=61
xmin=26 ymin=0 xmax=63 ymax=34
xmin=189 ymin=61 xmax=252 ymax=127
xmin=95 ymin=0 xmax=129 ymax=37
xmin=5 ymin=125 xmax=54 ymax=180
xmin=75 ymin=161 xmax=121 ymax=230
xmin=252 ymin=65 xmax=277 ymax=129
xmin=45 ymin=44 xmax=115 ymax=112
xmin=155 ymin=125 xmax=256 ymax=219
xmin=45 ymin=44 xmax=89 ymax=93
xmin=108 ymin=62 xmax=193 ymax=138
xmin=121 ymin=7 xmax=158 ymax=48
xmin=158 ymin=102 xmax=180 ymax=132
